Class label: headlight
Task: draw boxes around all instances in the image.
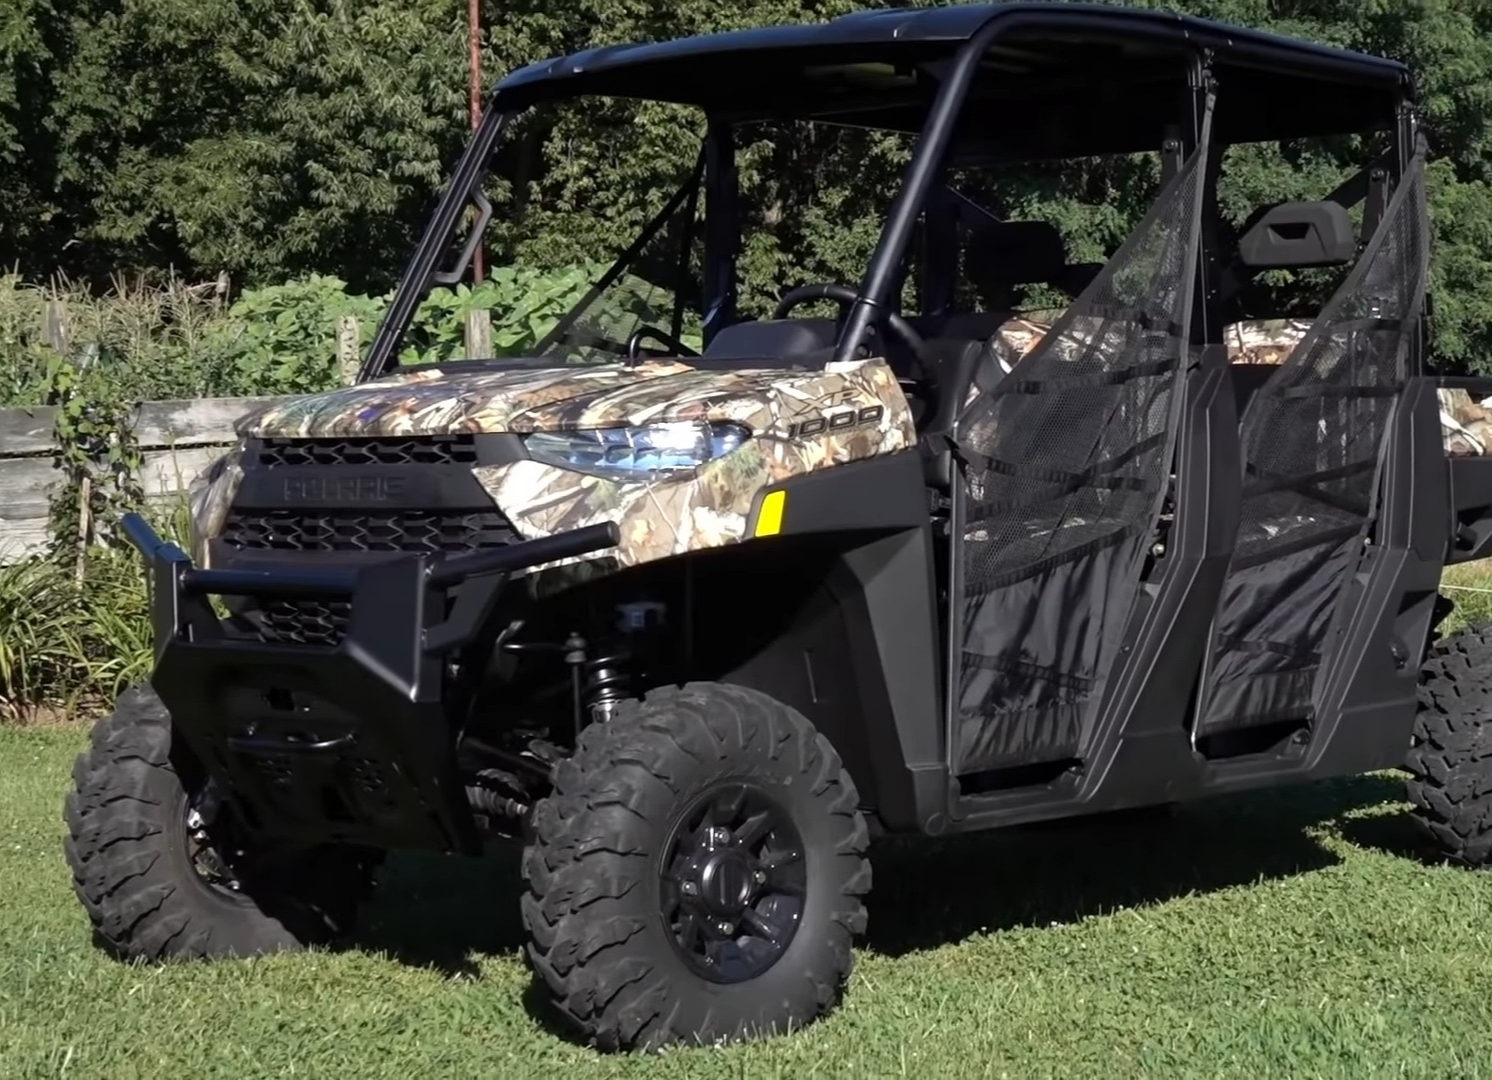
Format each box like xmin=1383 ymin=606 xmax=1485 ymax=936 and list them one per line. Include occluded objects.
xmin=522 ymin=420 xmax=751 ymax=477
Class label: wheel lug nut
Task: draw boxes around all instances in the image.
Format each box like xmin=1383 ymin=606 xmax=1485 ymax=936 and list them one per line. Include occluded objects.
xmin=680 ymin=881 xmax=697 ymax=895
xmin=715 ymin=920 xmax=733 ymax=936
xmin=752 ymin=870 xmax=766 ymax=884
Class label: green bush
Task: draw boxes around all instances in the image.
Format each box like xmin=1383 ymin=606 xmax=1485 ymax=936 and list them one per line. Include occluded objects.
xmin=207 ymin=274 xmax=385 ymax=397
xmin=0 ymin=263 xmax=642 ymax=411
xmin=0 ymin=550 xmax=153 ymax=721
xmin=401 ymin=262 xmax=607 ymax=363
xmin=0 ymin=273 xmax=237 ymax=407
xmin=0 ymin=495 xmax=196 ymax=720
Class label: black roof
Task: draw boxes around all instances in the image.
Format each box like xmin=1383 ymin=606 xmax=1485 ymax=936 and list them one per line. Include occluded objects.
xmin=492 ymin=3 xmax=1411 ymax=156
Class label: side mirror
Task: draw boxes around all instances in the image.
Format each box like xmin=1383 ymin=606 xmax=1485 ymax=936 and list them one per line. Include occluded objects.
xmin=1238 ymin=201 xmax=1355 ymax=270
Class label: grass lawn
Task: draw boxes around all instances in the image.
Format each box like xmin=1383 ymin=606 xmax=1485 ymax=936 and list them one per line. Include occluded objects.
xmin=3 ymin=730 xmax=1492 ymax=1078
xmin=4 ymin=570 xmax=1492 ymax=1077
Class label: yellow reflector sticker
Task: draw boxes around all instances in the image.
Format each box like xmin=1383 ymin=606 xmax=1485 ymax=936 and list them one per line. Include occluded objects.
xmin=755 ymin=490 xmax=786 ymax=537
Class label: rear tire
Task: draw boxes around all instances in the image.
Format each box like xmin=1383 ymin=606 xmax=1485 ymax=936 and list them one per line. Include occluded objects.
xmin=1406 ymin=624 xmax=1492 ymax=867
xmin=63 ymin=683 xmax=381 ymax=960
xmin=521 ymin=682 xmax=870 ymax=1051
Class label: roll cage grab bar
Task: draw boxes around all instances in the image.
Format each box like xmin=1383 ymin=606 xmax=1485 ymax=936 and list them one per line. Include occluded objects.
xmin=356 ymin=12 xmax=1419 ymax=384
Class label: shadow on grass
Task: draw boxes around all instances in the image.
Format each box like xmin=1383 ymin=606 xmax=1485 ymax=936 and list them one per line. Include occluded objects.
xmin=346 ymin=839 xmax=528 ymax=979
xmin=863 ymin=772 xmax=1405 ymax=957
xmin=340 ymin=773 xmax=1409 ymax=978
xmin=1335 ymin=804 xmax=1450 ymax=868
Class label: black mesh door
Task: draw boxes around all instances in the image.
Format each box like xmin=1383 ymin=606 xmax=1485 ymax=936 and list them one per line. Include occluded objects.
xmin=1196 ymin=154 xmax=1429 ymax=736
xmin=953 ymin=130 xmax=1210 ymax=774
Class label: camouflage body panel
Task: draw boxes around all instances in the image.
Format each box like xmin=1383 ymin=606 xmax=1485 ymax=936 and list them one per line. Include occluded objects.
xmin=208 ymin=357 xmax=914 ymax=572
xmin=185 ymin=445 xmax=244 ymax=568
xmin=235 ymin=358 xmax=913 ymax=440
xmin=473 ymin=358 xmax=914 ymax=568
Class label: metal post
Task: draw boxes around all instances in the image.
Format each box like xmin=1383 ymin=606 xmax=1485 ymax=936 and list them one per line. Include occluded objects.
xmin=469 ymin=0 xmax=485 ymax=284
xmin=1183 ymin=50 xmax=1220 ymax=351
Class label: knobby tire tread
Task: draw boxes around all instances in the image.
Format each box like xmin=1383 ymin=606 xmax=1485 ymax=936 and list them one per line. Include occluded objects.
xmin=63 ymin=684 xmax=379 ymax=961
xmin=521 ymin=681 xmax=870 ymax=1051
xmin=1407 ymin=624 xmax=1492 ymax=867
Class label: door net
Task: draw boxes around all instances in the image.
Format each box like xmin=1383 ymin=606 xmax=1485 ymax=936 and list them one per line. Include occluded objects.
xmin=1197 ymin=153 xmax=1428 ymax=736
xmin=954 ymin=132 xmax=1209 ymax=774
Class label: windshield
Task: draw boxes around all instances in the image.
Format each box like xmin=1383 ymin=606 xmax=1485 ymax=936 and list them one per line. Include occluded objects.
xmin=368 ymin=86 xmax=1179 ymax=380
xmin=369 ymin=92 xmax=920 ymax=374
xmin=527 ymin=157 xmax=705 ymax=364
xmin=382 ymin=96 xmax=707 ymax=369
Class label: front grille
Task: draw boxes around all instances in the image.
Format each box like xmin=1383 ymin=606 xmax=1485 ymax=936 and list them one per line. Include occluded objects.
xmin=222 ymin=509 xmax=517 ymax=554
xmin=230 ymin=436 xmax=511 ymax=646
xmin=256 ymin=436 xmax=479 ymax=468
xmin=259 ymin=598 xmax=351 ymax=647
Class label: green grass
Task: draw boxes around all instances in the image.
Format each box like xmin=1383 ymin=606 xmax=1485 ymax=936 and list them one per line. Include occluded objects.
xmin=1442 ymin=560 xmax=1492 ymax=635
xmin=5 ymin=562 xmax=1492 ymax=1076
xmin=4 ymin=726 xmax=1492 ymax=1078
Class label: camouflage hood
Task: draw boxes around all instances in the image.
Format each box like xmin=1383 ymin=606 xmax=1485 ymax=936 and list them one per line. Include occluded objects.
xmin=201 ymin=355 xmax=916 ymax=574
xmin=236 ymin=359 xmax=895 ymax=438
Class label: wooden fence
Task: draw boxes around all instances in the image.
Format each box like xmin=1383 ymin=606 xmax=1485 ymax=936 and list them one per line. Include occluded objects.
xmin=0 ymin=395 xmax=284 ymax=564
xmin=0 ymin=309 xmax=498 ymax=564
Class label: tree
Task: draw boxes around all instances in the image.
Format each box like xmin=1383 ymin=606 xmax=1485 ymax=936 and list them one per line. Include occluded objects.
xmin=29 ymin=1 xmax=466 ymax=292
xmin=0 ymin=0 xmax=67 ymax=269
xmin=8 ymin=0 xmax=1492 ymax=372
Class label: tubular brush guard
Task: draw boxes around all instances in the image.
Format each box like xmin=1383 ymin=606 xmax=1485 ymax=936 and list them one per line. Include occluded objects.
xmin=117 ymin=512 xmax=621 ymax=855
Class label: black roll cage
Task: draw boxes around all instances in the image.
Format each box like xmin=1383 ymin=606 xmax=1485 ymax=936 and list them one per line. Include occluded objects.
xmin=355 ymin=7 xmax=1418 ymax=385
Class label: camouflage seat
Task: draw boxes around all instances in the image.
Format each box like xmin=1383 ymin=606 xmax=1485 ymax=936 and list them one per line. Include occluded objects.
xmin=988 ymin=314 xmax=1313 ymax=370
xmin=1442 ymin=388 xmax=1492 ymax=456
xmin=1223 ymin=318 xmax=1492 ymax=457
xmin=986 ymin=312 xmax=1485 ymax=456
xmin=1221 ymin=318 xmax=1312 ymax=366
xmin=985 ymin=308 xmax=1070 ymax=375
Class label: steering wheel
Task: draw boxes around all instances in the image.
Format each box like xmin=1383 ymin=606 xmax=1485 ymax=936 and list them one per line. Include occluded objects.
xmin=772 ymin=283 xmax=925 ymax=355
xmin=625 ymin=325 xmax=700 ymax=362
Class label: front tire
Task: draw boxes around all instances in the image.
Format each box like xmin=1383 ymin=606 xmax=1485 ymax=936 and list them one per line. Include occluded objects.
xmin=521 ymin=682 xmax=871 ymax=1051
xmin=63 ymin=684 xmax=380 ymax=960
xmin=1406 ymin=624 xmax=1492 ymax=867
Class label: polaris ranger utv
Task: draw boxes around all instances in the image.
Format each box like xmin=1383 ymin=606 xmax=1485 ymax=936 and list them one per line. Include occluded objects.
xmin=65 ymin=2 xmax=1492 ymax=1052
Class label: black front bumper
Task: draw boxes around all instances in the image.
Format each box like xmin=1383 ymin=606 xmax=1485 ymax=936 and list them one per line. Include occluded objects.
xmin=120 ymin=513 xmax=619 ymax=854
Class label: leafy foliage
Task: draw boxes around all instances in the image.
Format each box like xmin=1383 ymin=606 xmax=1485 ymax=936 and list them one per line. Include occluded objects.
xmin=6 ymin=0 xmax=1492 ymax=375
xmin=38 ymin=355 xmax=144 ymax=569
xmin=209 ymin=275 xmax=383 ymax=397
xmin=0 ymin=519 xmax=184 ymax=720
xmin=29 ymin=0 xmax=467 ymax=292
xmin=399 ymin=262 xmax=613 ymax=363
xmin=0 ymin=265 xmax=640 ymax=412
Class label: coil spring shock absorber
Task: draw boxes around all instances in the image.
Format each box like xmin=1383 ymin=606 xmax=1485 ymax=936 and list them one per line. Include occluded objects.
xmin=565 ymin=602 xmax=667 ymax=728
xmin=583 ymin=647 xmax=631 ymax=724
xmin=563 ymin=632 xmax=631 ymax=727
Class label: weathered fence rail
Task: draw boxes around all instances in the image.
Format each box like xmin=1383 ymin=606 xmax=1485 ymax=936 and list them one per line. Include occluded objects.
xmin=0 ymin=307 xmax=501 ymax=565
xmin=0 ymin=396 xmax=285 ymax=563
